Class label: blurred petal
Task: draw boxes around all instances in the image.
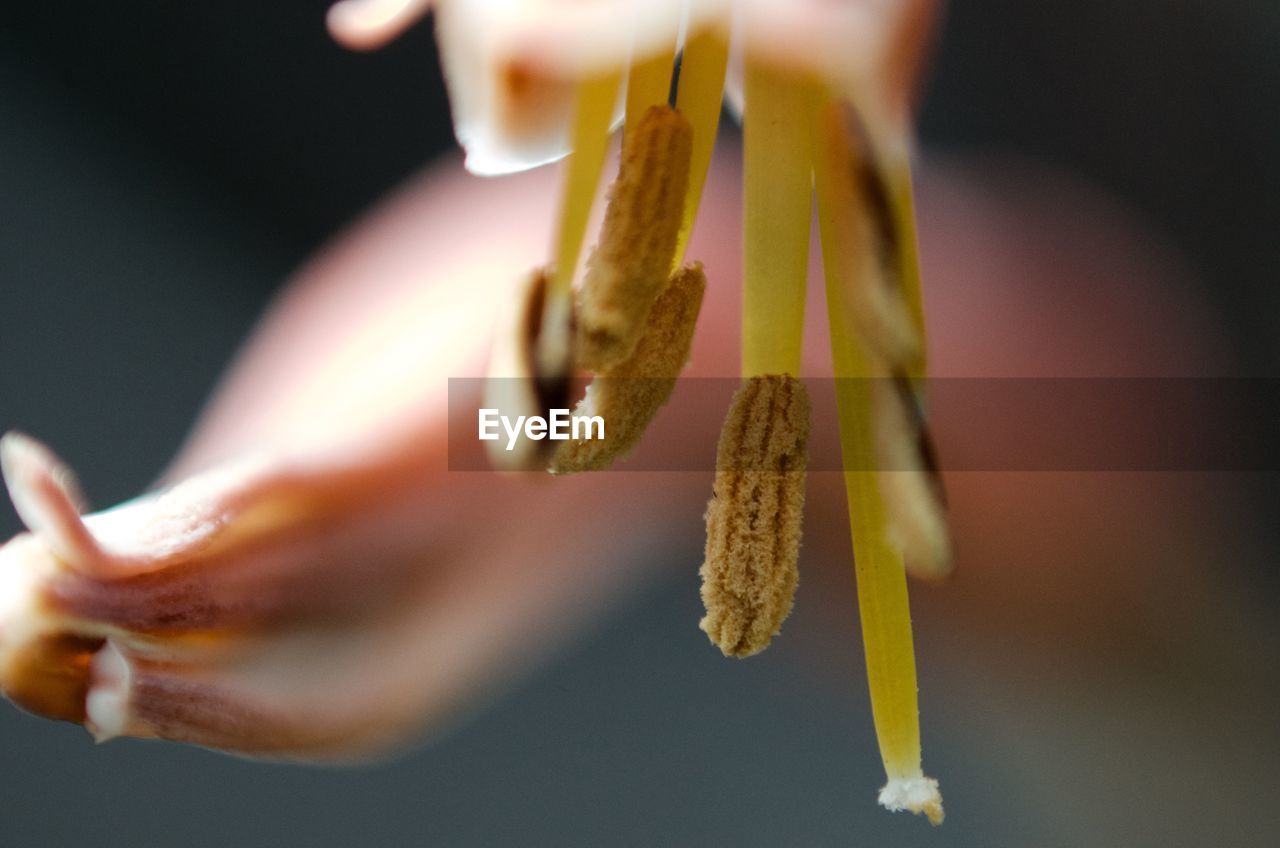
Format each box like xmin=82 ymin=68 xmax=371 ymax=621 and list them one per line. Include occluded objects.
xmin=435 ymin=0 xmax=720 ymax=173
xmin=0 ymin=159 xmax=713 ymax=759
xmin=327 ymin=0 xmax=433 ymax=51
xmin=728 ymin=0 xmax=937 ymax=142
xmin=424 ymin=1 xmax=933 ymax=173
xmin=1 ymin=433 xmax=97 ymax=571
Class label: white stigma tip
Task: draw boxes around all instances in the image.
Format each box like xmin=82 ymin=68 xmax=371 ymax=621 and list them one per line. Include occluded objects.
xmin=878 ymin=775 xmax=944 ymax=825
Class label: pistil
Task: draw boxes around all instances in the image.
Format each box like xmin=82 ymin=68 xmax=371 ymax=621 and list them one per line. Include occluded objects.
xmin=815 ymin=94 xmax=944 ymax=825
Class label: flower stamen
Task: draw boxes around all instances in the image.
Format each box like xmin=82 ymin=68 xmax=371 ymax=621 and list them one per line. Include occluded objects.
xmin=697 ymin=58 xmax=818 ymax=660
xmin=700 ymin=374 xmax=809 ymax=657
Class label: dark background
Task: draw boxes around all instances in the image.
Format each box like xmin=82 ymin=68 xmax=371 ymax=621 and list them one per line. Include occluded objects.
xmin=2 ymin=2 xmax=1277 ymax=846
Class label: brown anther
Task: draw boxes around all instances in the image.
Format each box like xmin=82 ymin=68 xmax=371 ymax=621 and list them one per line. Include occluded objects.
xmin=551 ymin=263 xmax=706 ymax=474
xmin=700 ymin=374 xmax=810 ymax=657
xmin=875 ymin=373 xmax=952 ymax=578
xmin=576 ymin=105 xmax=693 ymax=372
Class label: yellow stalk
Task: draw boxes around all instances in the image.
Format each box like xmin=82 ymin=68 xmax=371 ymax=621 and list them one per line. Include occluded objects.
xmin=625 ymin=44 xmax=676 ymax=133
xmin=741 ymin=59 xmax=815 ymax=378
xmin=814 ymin=96 xmax=942 ymax=825
xmin=550 ymin=70 xmax=623 ymax=297
xmin=671 ymin=25 xmax=729 ymax=268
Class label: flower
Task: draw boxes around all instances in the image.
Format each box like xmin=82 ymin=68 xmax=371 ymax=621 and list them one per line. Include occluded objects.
xmin=331 ymin=0 xmax=948 ymax=822
xmin=0 ymin=163 xmax=709 ymax=762
xmin=2 ymin=0 xmax=950 ymax=826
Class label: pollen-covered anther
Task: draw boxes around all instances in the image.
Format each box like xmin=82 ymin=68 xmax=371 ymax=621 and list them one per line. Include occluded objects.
xmin=576 ymin=104 xmax=693 ymax=372
xmin=700 ymin=375 xmax=810 ymax=657
xmin=875 ymin=374 xmax=952 ymax=579
xmin=551 ymin=263 xmax=706 ymax=474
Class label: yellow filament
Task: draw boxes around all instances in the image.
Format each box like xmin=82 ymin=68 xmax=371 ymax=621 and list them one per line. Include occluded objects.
xmin=625 ymin=44 xmax=676 ymax=133
xmin=887 ymin=159 xmax=927 ymax=380
xmin=551 ymin=71 xmax=623 ymax=296
xmin=742 ymin=60 xmax=815 ymax=378
xmin=672 ymin=25 xmax=729 ymax=268
xmin=814 ymin=101 xmax=931 ymax=787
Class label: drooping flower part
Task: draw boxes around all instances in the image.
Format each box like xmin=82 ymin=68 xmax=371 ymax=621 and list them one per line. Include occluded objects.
xmin=337 ymin=0 xmax=948 ymax=822
xmin=0 ymin=428 xmax=548 ymax=758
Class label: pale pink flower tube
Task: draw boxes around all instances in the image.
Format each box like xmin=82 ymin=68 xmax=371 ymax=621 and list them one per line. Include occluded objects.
xmin=0 ymin=161 xmax=712 ymax=759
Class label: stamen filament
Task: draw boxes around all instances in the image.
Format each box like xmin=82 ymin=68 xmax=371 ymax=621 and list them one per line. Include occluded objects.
xmin=742 ymin=60 xmax=816 ymax=378
xmin=624 ymin=43 xmax=676 ymax=134
xmin=551 ymin=70 xmax=623 ymax=298
xmin=671 ymin=25 xmax=729 ymax=268
xmin=815 ymin=98 xmax=943 ymax=825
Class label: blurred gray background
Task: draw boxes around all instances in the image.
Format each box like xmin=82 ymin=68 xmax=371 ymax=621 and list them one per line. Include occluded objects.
xmin=2 ymin=2 xmax=1278 ymax=846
